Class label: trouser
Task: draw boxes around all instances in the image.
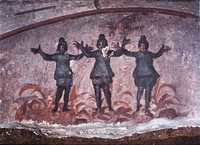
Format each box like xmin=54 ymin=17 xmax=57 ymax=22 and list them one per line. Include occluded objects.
xmin=93 ymin=83 xmax=113 ymax=111
xmin=135 ymin=76 xmax=157 ymax=112
xmin=136 ymin=86 xmax=153 ymax=112
xmin=53 ymin=86 xmax=71 ymax=112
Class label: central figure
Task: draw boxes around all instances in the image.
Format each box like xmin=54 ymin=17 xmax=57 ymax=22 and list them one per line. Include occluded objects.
xmin=74 ymin=34 xmax=124 ymax=112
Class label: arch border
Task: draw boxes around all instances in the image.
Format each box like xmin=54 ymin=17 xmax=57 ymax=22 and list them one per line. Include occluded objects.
xmin=0 ymin=7 xmax=199 ymax=40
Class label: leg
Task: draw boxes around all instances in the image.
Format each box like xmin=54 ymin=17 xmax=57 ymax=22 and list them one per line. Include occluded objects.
xmin=93 ymin=85 xmax=102 ymax=111
xmin=53 ymin=86 xmax=64 ymax=112
xmin=102 ymin=83 xmax=114 ymax=112
xmin=62 ymin=86 xmax=71 ymax=112
xmin=136 ymin=87 xmax=144 ymax=112
xmin=144 ymin=86 xmax=153 ymax=117
xmin=144 ymin=76 xmax=157 ymax=116
xmin=145 ymin=86 xmax=152 ymax=110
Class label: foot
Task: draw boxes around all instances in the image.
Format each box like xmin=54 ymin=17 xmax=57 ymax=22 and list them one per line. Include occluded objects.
xmin=52 ymin=106 xmax=58 ymax=112
xmin=136 ymin=104 xmax=141 ymax=112
xmin=145 ymin=109 xmax=154 ymax=117
xmin=62 ymin=107 xmax=70 ymax=112
xmin=109 ymin=107 xmax=114 ymax=112
xmin=93 ymin=108 xmax=102 ymax=113
xmin=136 ymin=106 xmax=140 ymax=112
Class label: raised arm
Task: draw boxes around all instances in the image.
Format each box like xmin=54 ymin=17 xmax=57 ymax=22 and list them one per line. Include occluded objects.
xmin=152 ymin=44 xmax=171 ymax=58
xmin=74 ymin=41 xmax=97 ymax=58
xmin=112 ymin=48 xmax=124 ymax=57
xmin=111 ymin=37 xmax=136 ymax=57
xmin=123 ymin=48 xmax=137 ymax=57
xmin=31 ymin=45 xmax=55 ymax=61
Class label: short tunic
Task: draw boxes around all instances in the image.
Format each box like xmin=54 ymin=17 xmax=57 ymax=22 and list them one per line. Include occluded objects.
xmin=80 ymin=47 xmax=123 ymax=85
xmin=39 ymin=49 xmax=83 ymax=87
xmin=123 ymin=48 xmax=164 ymax=87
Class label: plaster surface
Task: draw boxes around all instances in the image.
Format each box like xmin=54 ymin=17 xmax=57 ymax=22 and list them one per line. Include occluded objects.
xmin=0 ymin=0 xmax=199 ymax=140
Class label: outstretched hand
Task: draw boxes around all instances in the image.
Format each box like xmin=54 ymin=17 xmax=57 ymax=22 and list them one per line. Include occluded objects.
xmin=111 ymin=37 xmax=130 ymax=49
xmin=73 ymin=41 xmax=84 ymax=50
xmin=162 ymin=44 xmax=171 ymax=52
xmin=73 ymin=41 xmax=93 ymax=50
xmin=111 ymin=42 xmax=120 ymax=49
xmin=122 ymin=37 xmax=130 ymax=47
xmin=31 ymin=45 xmax=41 ymax=54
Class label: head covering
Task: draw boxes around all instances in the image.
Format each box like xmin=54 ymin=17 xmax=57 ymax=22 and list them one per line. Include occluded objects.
xmin=96 ymin=34 xmax=108 ymax=48
xmin=57 ymin=37 xmax=68 ymax=52
xmin=138 ymin=35 xmax=149 ymax=50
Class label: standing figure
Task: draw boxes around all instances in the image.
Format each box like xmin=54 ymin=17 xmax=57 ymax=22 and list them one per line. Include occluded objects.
xmin=74 ymin=34 xmax=123 ymax=112
xmin=31 ymin=37 xmax=84 ymax=112
xmin=122 ymin=35 xmax=170 ymax=116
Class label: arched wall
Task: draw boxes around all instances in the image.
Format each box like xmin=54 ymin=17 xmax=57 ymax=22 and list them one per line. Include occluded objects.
xmin=0 ymin=0 xmax=199 ymax=139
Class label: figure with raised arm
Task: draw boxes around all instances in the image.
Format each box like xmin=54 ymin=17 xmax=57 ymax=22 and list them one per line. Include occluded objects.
xmin=31 ymin=37 xmax=84 ymax=112
xmin=74 ymin=34 xmax=124 ymax=112
xmin=120 ymin=35 xmax=170 ymax=117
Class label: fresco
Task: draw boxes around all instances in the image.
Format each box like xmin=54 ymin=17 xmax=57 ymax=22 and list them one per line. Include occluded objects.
xmin=0 ymin=2 xmax=199 ymax=138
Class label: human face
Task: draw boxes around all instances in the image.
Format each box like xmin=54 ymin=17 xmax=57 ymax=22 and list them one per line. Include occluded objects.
xmin=98 ymin=41 xmax=106 ymax=49
xmin=59 ymin=45 xmax=65 ymax=54
xmin=139 ymin=43 xmax=146 ymax=52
